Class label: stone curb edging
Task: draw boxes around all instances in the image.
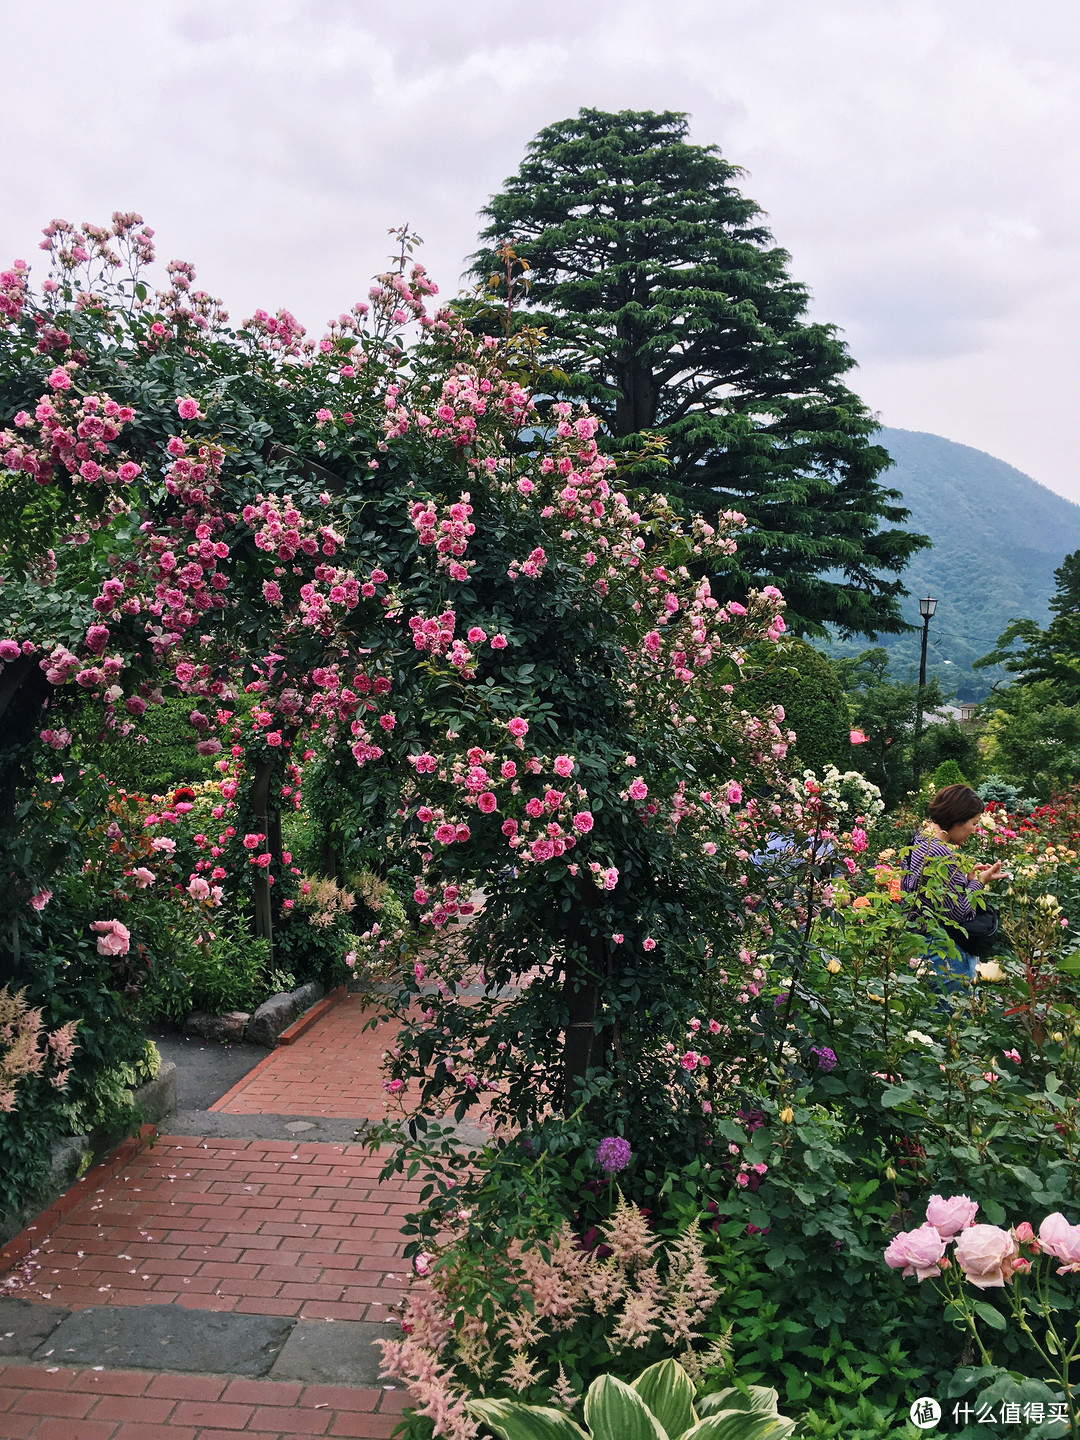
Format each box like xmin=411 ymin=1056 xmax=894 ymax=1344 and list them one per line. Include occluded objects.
xmin=275 ymin=984 xmax=347 ymax=1045
xmin=0 ymin=1124 xmax=156 ymax=1277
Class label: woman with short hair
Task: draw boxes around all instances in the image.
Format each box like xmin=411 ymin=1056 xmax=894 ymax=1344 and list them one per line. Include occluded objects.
xmin=901 ymin=784 xmax=1003 ymax=988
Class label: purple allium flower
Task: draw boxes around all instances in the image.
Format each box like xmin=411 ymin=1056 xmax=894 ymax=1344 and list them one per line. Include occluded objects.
xmin=595 ymin=1136 xmax=632 ymax=1174
xmin=811 ymin=1045 xmax=837 ymax=1073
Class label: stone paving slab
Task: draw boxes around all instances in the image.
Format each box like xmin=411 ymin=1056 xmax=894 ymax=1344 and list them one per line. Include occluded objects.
xmin=33 ymin=1303 xmax=293 ymax=1376
xmin=268 ymin=1320 xmax=395 ymax=1386
xmin=0 ymin=1302 xmax=69 ymax=1360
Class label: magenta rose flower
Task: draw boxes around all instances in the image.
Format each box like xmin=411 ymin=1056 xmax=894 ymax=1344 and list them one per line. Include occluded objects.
xmin=926 ymin=1194 xmax=978 ymax=1237
xmin=1039 ymin=1213 xmax=1080 ymax=1274
xmin=954 ymin=1224 xmax=1018 ymax=1289
xmin=884 ymin=1222 xmax=945 ymax=1281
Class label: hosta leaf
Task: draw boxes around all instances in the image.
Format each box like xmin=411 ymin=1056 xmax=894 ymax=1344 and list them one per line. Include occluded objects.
xmin=680 ymin=1413 xmax=795 ymax=1440
xmin=631 ymin=1359 xmax=697 ymax=1438
xmin=698 ymin=1387 xmax=780 ymax=1417
xmin=467 ymin=1398 xmax=589 ymax=1440
xmin=583 ymin=1375 xmax=669 ymax=1440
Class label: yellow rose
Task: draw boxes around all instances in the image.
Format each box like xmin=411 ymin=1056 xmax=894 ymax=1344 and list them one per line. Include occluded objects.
xmin=779 ymin=1106 xmax=794 ymax=1123
xmin=826 ymin=959 xmax=842 ymax=974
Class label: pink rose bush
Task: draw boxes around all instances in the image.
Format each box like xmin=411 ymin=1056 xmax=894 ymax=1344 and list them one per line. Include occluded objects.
xmin=90 ymin=919 xmax=130 ymax=956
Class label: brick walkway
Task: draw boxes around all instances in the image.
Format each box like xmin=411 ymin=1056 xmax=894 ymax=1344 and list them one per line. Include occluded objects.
xmin=209 ymin=1000 xmax=399 ymax=1121
xmin=0 ymin=1365 xmax=406 ymax=1438
xmin=0 ymin=997 xmax=425 ymax=1439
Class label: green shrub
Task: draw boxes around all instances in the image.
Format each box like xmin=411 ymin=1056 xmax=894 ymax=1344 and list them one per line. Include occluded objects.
xmin=173 ymin=928 xmax=272 ymax=1017
xmin=930 ymin=758 xmax=968 ymax=789
xmin=740 ymin=640 xmax=851 ymax=777
xmin=79 ymin=697 xmax=218 ymax=796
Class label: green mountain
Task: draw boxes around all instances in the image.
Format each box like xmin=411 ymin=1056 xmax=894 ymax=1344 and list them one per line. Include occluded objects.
xmin=827 ymin=427 xmax=1080 ymax=702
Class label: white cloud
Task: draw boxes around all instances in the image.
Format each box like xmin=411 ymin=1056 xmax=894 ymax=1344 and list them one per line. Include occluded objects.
xmin=2 ymin=0 xmax=1078 ymax=497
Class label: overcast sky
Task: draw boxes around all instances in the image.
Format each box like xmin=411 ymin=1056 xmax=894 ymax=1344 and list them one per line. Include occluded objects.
xmin=4 ymin=0 xmax=1078 ymax=501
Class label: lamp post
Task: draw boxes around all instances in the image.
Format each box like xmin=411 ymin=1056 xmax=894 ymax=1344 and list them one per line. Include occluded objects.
xmin=913 ymin=596 xmax=938 ymax=791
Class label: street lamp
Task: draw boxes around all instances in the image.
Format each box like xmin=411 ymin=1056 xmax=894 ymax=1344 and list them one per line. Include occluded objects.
xmin=913 ymin=596 xmax=938 ymax=791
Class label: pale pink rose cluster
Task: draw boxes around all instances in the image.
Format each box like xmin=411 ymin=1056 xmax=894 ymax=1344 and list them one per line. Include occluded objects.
xmin=886 ymin=1195 xmax=1080 ymax=1289
xmin=91 ymin=919 xmax=130 ymax=956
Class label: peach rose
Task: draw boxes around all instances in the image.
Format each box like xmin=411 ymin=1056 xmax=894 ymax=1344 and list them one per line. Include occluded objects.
xmin=954 ymin=1224 xmax=1018 ymax=1289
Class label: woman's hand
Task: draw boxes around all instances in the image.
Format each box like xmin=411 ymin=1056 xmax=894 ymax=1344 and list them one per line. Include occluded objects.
xmin=973 ymin=861 xmax=1004 ymax=886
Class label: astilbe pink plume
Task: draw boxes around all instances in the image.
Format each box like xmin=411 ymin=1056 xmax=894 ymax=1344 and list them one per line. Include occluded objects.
xmin=0 ymin=987 xmax=78 ymax=1111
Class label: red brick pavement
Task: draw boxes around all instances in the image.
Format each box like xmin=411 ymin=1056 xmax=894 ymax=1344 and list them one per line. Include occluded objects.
xmin=0 ymin=996 xmax=442 ymax=1437
xmin=0 ymin=1363 xmax=407 ymax=1438
xmin=5 ymin=1138 xmax=419 ymax=1322
xmin=208 ymin=1000 xmax=400 ymax=1120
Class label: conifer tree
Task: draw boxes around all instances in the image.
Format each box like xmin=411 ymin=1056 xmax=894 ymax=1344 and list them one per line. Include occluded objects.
xmin=473 ymin=108 xmax=929 ymax=637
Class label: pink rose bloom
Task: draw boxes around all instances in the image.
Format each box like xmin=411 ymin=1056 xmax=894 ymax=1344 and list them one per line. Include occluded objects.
xmin=176 ymin=397 xmax=201 ymax=420
xmin=434 ymin=824 xmax=456 ymax=844
xmin=628 ymin=778 xmax=648 ymax=801
xmin=926 ymin=1194 xmax=978 ymax=1237
xmin=1039 ymin=1213 xmax=1080 ymax=1273
xmin=726 ymin=781 xmax=742 ymax=805
xmin=131 ymin=868 xmax=155 ymax=889
xmin=467 ymin=626 xmax=486 ymax=644
xmin=0 ymin=640 xmax=20 ymax=661
xmin=572 ymin=811 xmax=594 ymax=834
xmin=643 ymin=937 xmax=657 ymax=951
xmin=954 ymin=1224 xmax=1019 ymax=1288
xmin=491 ymin=634 xmax=508 ymax=649
xmin=500 ymin=760 xmax=516 ymax=779
xmin=553 ymin=754 xmax=574 ymax=778
xmin=884 ymin=1222 xmax=946 ymax=1281
xmin=507 ymin=716 xmax=529 ymax=738
xmin=477 ymin=792 xmax=498 ymax=814
xmin=416 ymin=807 xmax=434 ymax=823
xmin=29 ymin=888 xmax=52 ymax=911
xmin=850 ymin=729 xmax=869 ymax=745
xmin=454 ymin=825 xmax=470 ymax=842
xmin=187 ymin=876 xmax=210 ymax=900
xmin=91 ymin=919 xmax=131 ymax=957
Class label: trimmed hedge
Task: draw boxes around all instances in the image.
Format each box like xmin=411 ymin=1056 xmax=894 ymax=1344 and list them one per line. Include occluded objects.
xmin=740 ymin=639 xmax=851 ymax=777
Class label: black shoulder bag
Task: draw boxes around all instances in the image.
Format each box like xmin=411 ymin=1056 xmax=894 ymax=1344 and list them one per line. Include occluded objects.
xmin=944 ymin=901 xmax=999 ymax=959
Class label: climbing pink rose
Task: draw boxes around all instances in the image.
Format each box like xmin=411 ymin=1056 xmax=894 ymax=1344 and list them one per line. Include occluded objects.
xmin=490 ymin=634 xmax=508 ymax=649
xmin=553 ymin=754 xmax=574 ymax=778
xmin=954 ymin=1224 xmax=1018 ymax=1289
xmin=131 ymin=868 xmax=155 ymax=889
xmin=628 ymin=778 xmax=648 ymax=801
xmin=926 ymin=1194 xmax=978 ymax=1237
xmin=850 ymin=729 xmax=869 ymax=745
xmin=884 ymin=1222 xmax=946 ymax=1281
xmin=91 ymin=919 xmax=131 ymax=957
xmin=572 ymin=811 xmax=594 ymax=834
xmin=29 ymin=888 xmax=52 ymax=911
xmin=477 ymin=792 xmax=498 ymax=814
xmin=507 ymin=716 xmax=529 ymax=738
xmin=434 ymin=824 xmax=456 ymax=843
xmin=176 ymin=396 xmax=201 ymax=420
xmin=1039 ymin=1213 xmax=1080 ymax=1273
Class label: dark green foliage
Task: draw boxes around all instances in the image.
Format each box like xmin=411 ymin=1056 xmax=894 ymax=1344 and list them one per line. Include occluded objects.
xmin=920 ymin=717 xmax=981 ymax=783
xmin=739 ymin=639 xmax=851 ymax=776
xmin=834 ymin=647 xmax=946 ymax=809
xmin=80 ymin=697 xmax=217 ymax=797
xmin=976 ymin=549 xmax=1080 ymax=706
xmin=984 ymin=682 xmax=1080 ymax=799
xmin=828 ymin=429 xmax=1080 ymax=702
xmin=159 ymin=928 xmax=272 ymax=1020
xmin=473 ymin=108 xmax=928 ymax=637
